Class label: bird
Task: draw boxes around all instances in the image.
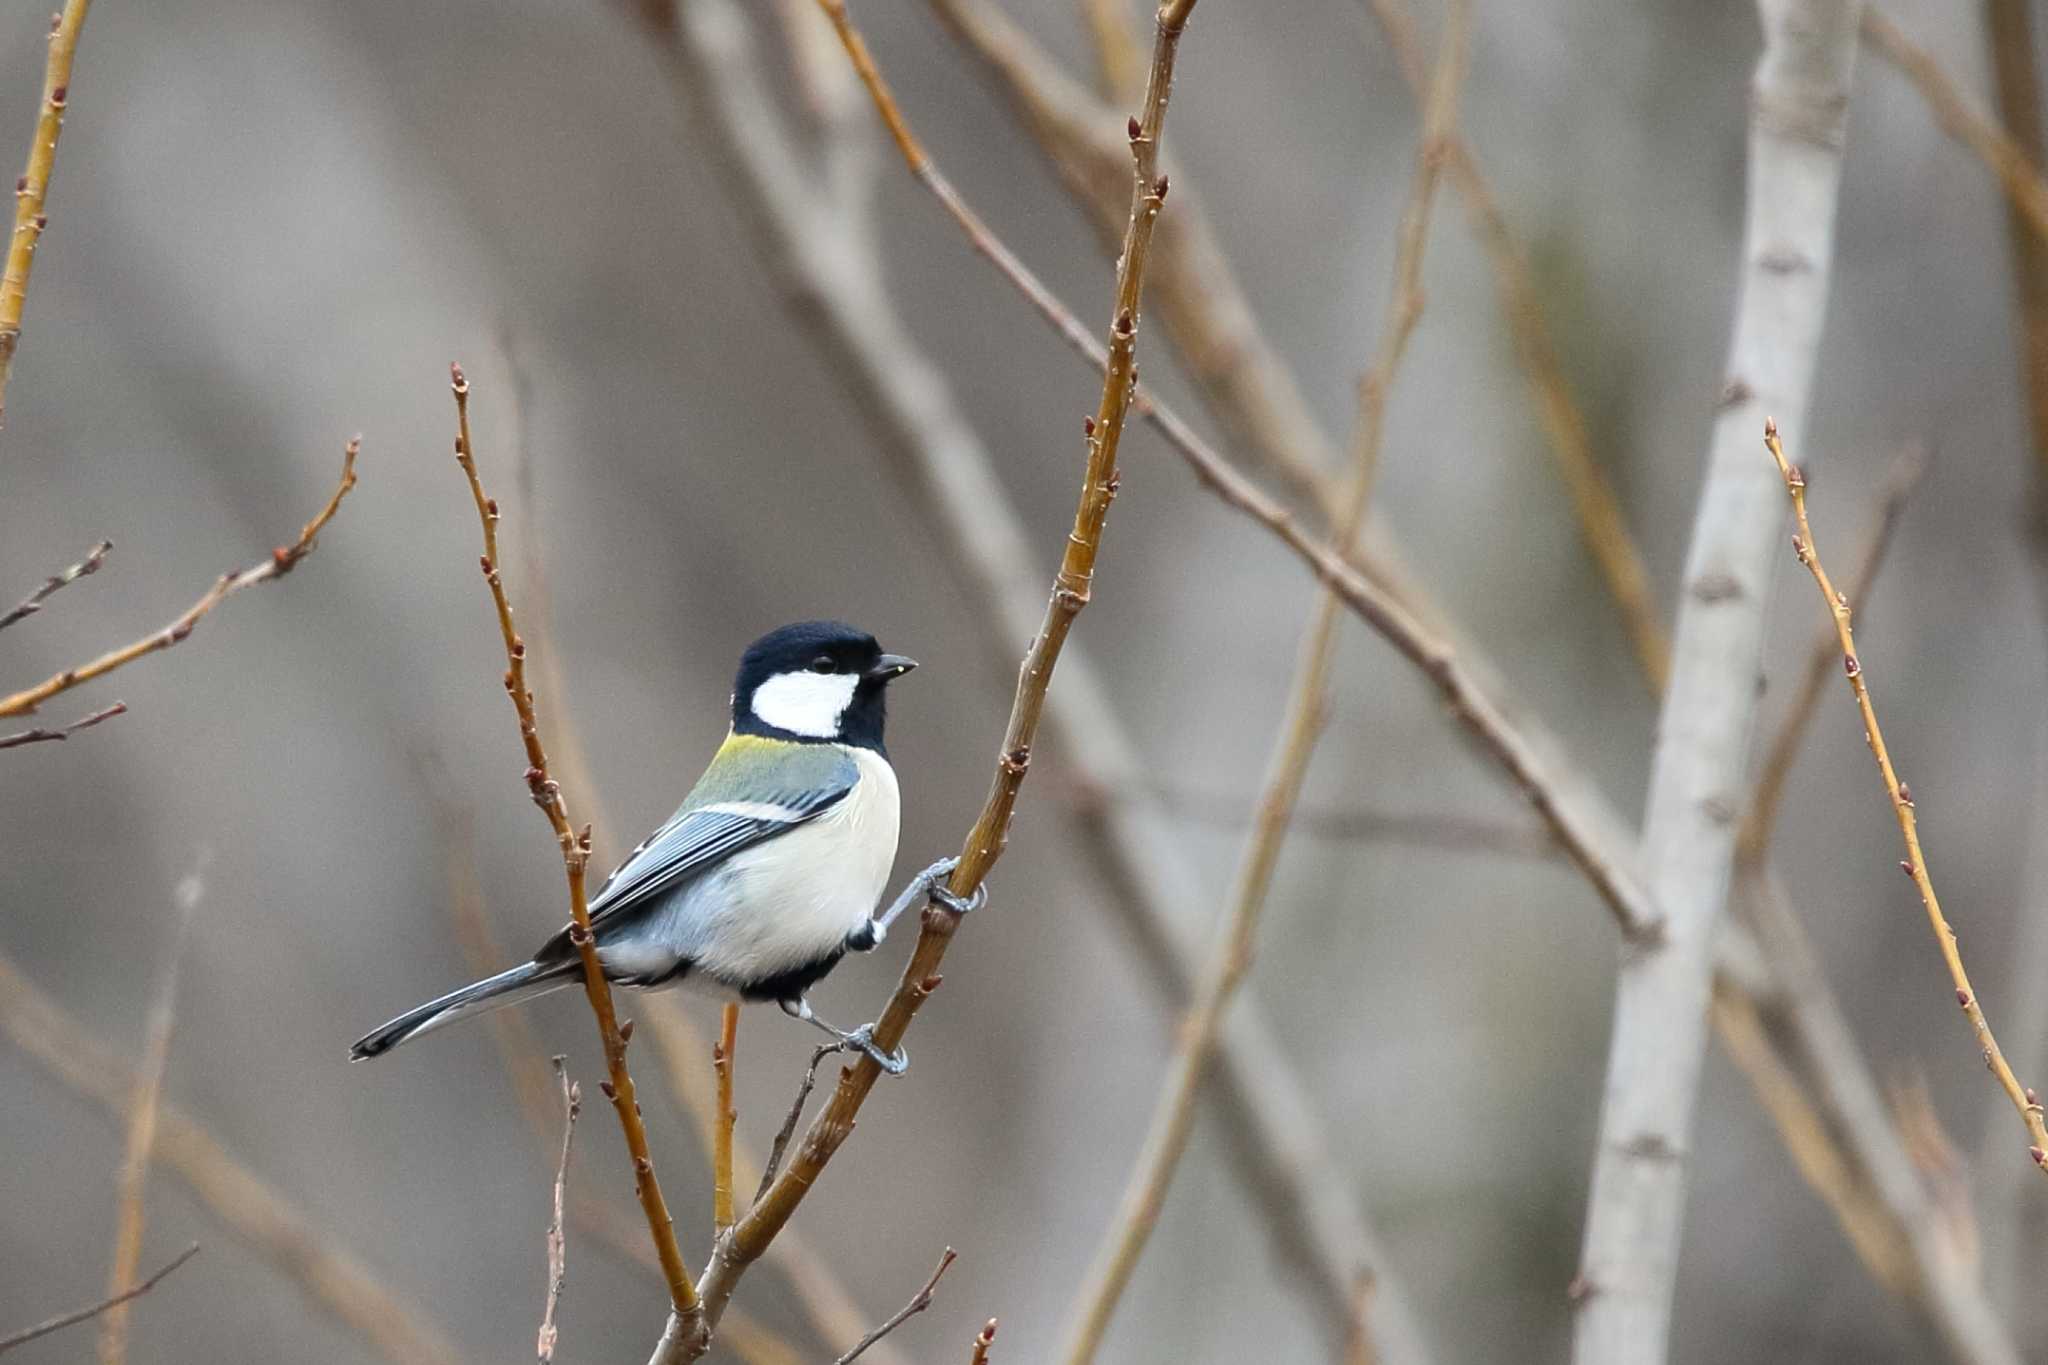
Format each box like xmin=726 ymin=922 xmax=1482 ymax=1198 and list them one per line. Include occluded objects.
xmin=349 ymin=620 xmax=979 ymax=1074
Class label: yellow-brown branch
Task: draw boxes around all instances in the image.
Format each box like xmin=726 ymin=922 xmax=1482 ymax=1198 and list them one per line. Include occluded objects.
xmin=1764 ymin=418 xmax=2048 ymax=1171
xmin=448 ymin=365 xmax=699 ymax=1315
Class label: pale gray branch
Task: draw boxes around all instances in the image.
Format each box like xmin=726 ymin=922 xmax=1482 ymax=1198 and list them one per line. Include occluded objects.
xmin=1571 ymin=5 xmax=1865 ymax=1364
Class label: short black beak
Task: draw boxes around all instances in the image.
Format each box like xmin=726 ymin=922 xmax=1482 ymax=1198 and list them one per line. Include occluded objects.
xmin=867 ymin=653 xmax=917 ymax=681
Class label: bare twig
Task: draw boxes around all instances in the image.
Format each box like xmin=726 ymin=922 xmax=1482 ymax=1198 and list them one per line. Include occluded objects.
xmin=0 ymin=1245 xmax=198 ymax=1357
xmin=448 ymin=364 xmax=697 ymax=1317
xmin=1740 ymin=444 xmax=1924 ymax=866
xmin=1060 ymin=6 xmax=1467 ymax=1355
xmin=713 ymin=1003 xmax=739 ymax=1235
xmin=1983 ymin=0 xmax=2048 ymax=487
xmin=834 ymin=1249 xmax=957 ymax=1365
xmin=1863 ymin=8 xmax=2048 ymax=250
xmin=923 ymin=0 xmax=1341 ymax=516
xmin=0 ymin=437 xmax=360 ymax=718
xmin=1361 ymin=0 xmax=1669 ymax=691
xmin=0 ymin=698 xmax=124 ymax=749
xmin=0 ymin=950 xmax=461 ymax=1365
xmin=1343 ymin=1273 xmax=1378 ymax=1365
xmin=1571 ymin=7 xmax=1864 ymax=1363
xmin=538 ymin=1058 xmax=580 ymax=1364
xmin=753 ymin=1042 xmax=835 ymax=1207
xmin=98 ymin=855 xmax=204 ymax=1365
xmin=1765 ymin=421 xmax=2048 ymax=1170
xmin=968 ymin=1318 xmax=998 ymax=1365
xmin=0 ymin=0 xmax=90 ymax=432
xmin=652 ymin=5 xmax=1200 ymax=1359
xmin=0 ymin=538 xmax=109 ymax=631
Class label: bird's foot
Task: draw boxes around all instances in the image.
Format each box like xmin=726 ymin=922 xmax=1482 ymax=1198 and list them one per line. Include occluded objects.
xmin=781 ymin=997 xmax=910 ymax=1076
xmin=861 ymin=856 xmax=987 ymax=948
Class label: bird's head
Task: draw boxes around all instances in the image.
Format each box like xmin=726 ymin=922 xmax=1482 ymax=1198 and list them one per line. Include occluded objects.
xmin=732 ymin=620 xmax=916 ymax=751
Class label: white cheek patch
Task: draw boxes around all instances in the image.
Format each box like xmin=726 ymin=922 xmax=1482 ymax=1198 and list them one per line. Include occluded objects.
xmin=750 ymin=670 xmax=859 ymax=738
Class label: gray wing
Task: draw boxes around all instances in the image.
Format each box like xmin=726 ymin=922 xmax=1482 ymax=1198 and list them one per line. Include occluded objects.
xmin=587 ymin=781 xmax=853 ymax=929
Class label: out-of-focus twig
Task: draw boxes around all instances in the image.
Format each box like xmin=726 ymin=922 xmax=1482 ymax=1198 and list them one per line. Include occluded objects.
xmin=538 ymin=1058 xmax=580 ymax=1365
xmin=0 ymin=697 xmax=124 ymax=750
xmin=1572 ymin=7 xmax=1864 ymax=1363
xmin=98 ymin=854 xmax=204 ymax=1365
xmin=0 ymin=1245 xmax=198 ymax=1357
xmin=1739 ymin=444 xmax=1924 ymax=867
xmin=1145 ymin=786 xmax=1559 ymax=859
xmin=448 ymin=364 xmax=697 ymax=1318
xmin=1059 ymin=7 xmax=1467 ymax=1355
xmin=712 ymin=1003 xmax=738 ymax=1235
xmin=0 ymin=538 xmax=109 ymax=632
xmin=0 ymin=951 xmax=462 ymax=1365
xmin=1362 ymin=0 xmax=1670 ymax=692
xmin=0 ymin=437 xmax=359 ymax=718
xmin=0 ymin=0 xmax=91 ymax=432
xmin=923 ymin=0 xmax=1340 ymax=516
xmin=833 ymin=1249 xmax=956 ymax=1365
xmin=1863 ymin=9 xmax=2048 ymax=249
xmin=1766 ymin=420 xmax=2048 ymax=1172
xmin=1983 ymin=0 xmax=2048 ymax=486
xmin=1077 ymin=0 xmax=1145 ymax=104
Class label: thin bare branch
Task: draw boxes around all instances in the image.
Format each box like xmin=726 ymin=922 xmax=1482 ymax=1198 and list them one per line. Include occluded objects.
xmin=0 ymin=698 xmax=124 ymax=750
xmin=0 ymin=538 xmax=109 ymax=631
xmin=1361 ymin=0 xmax=1669 ymax=690
xmin=713 ymin=1003 xmax=739 ymax=1236
xmin=1983 ymin=0 xmax=2048 ymax=488
xmin=1863 ymin=8 xmax=2048 ymax=251
xmin=968 ymin=1319 xmax=998 ymax=1365
xmin=0 ymin=1245 xmax=198 ymax=1357
xmin=98 ymin=854 xmax=204 ymax=1365
xmin=1740 ymin=444 xmax=1924 ymax=867
xmin=834 ymin=1249 xmax=957 ymax=1365
xmin=538 ymin=1059 xmax=580 ymax=1365
xmin=0 ymin=0 xmax=91 ymax=432
xmin=1060 ymin=6 xmax=1467 ymax=1355
xmin=447 ymin=364 xmax=697 ymax=1317
xmin=1765 ymin=420 xmax=2048 ymax=1170
xmin=0 ymin=437 xmax=360 ymax=719
xmin=0 ymin=950 xmax=461 ymax=1365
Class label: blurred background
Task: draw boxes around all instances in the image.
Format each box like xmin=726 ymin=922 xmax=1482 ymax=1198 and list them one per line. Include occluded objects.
xmin=1 ymin=0 xmax=2043 ymax=1360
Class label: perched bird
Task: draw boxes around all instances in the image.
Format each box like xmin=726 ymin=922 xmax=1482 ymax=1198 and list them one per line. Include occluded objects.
xmin=350 ymin=620 xmax=977 ymax=1073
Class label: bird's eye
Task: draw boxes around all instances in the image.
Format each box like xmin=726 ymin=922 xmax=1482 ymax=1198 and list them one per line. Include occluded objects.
xmin=807 ymin=655 xmax=836 ymax=674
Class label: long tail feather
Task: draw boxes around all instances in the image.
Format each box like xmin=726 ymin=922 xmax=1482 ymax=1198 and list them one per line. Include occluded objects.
xmin=349 ymin=959 xmax=578 ymax=1060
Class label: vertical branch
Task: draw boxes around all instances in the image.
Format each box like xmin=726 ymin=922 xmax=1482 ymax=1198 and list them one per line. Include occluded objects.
xmin=1570 ymin=6 xmax=1863 ymax=1363
xmin=1057 ymin=7 xmax=1468 ymax=1356
xmin=1361 ymin=0 xmax=1670 ymax=691
xmin=537 ymin=1059 xmax=580 ymax=1365
xmin=1764 ymin=423 xmax=2048 ymax=1167
xmin=713 ymin=1004 xmax=739 ymax=1236
xmin=1984 ymin=0 xmax=2048 ymax=484
xmin=98 ymin=856 xmax=203 ymax=1365
xmin=0 ymin=0 xmax=89 ymax=431
xmin=446 ymin=366 xmax=697 ymax=1319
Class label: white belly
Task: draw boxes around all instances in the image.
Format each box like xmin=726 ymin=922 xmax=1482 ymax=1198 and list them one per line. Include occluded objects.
xmin=621 ymin=748 xmax=900 ymax=990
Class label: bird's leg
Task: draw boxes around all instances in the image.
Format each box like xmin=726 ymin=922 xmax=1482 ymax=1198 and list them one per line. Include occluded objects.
xmin=856 ymin=856 xmax=987 ymax=949
xmin=780 ymin=996 xmax=909 ymax=1076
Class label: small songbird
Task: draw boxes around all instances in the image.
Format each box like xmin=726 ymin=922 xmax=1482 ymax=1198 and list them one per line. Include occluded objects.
xmin=350 ymin=620 xmax=977 ymax=1073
